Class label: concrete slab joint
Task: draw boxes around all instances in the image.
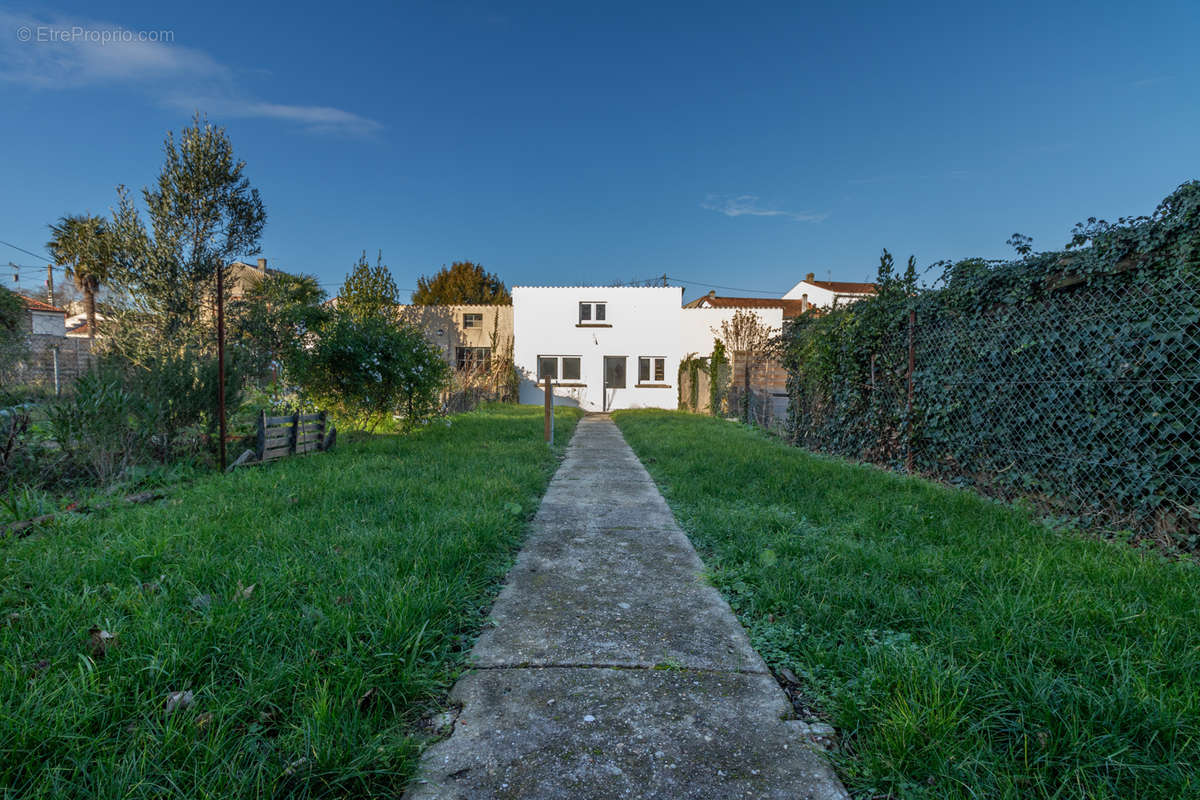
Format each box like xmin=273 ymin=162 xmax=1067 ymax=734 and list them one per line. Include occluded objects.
xmin=405 ymin=414 xmax=848 ymax=800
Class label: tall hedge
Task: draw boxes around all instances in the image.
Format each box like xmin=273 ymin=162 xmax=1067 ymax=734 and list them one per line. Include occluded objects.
xmin=783 ymin=181 xmax=1200 ymax=549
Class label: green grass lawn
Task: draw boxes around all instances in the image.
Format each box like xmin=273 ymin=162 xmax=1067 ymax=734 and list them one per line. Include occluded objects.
xmin=0 ymin=404 xmax=581 ymax=799
xmin=613 ymin=410 xmax=1200 ymax=800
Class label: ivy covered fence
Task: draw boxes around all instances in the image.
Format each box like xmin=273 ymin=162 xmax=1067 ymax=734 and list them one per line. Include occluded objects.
xmin=783 ymin=181 xmax=1200 ymax=550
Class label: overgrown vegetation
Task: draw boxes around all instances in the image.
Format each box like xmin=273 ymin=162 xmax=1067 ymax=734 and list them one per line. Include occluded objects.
xmin=677 ymin=340 xmax=731 ymax=416
xmin=4 ymin=117 xmax=463 ymax=517
xmin=0 ymin=405 xmax=582 ymax=798
xmin=614 ymin=410 xmax=1200 ymax=800
xmin=783 ymin=181 xmax=1200 ymax=548
xmin=0 ymin=285 xmax=26 ymax=385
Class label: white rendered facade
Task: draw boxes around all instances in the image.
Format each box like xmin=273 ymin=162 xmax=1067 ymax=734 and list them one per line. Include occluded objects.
xmin=513 ymin=286 xmax=780 ymax=412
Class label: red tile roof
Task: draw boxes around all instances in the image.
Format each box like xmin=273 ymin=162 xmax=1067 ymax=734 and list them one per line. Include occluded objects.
xmin=17 ymin=294 xmax=65 ymax=314
xmin=805 ymin=279 xmax=876 ymax=294
xmin=683 ymin=295 xmax=815 ymax=318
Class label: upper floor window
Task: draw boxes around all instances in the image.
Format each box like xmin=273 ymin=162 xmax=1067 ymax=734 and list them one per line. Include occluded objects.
xmin=463 ymin=312 xmax=483 ymax=328
xmin=579 ymin=302 xmax=606 ymax=323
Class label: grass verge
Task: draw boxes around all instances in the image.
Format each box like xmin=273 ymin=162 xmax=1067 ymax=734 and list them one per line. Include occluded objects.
xmin=613 ymin=410 xmax=1199 ymax=800
xmin=1 ymin=404 xmax=581 ymax=799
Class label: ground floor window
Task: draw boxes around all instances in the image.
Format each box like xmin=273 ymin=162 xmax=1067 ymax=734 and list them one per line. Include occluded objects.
xmin=638 ymin=356 xmax=666 ymax=383
xmin=537 ymin=355 xmax=581 ymax=381
xmin=456 ymin=346 xmax=492 ymax=370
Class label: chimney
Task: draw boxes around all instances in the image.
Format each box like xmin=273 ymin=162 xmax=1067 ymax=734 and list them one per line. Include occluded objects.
xmin=708 ymin=290 xmax=716 ymax=298
xmin=805 ymin=272 xmax=815 ymax=282
xmin=257 ymin=257 xmax=268 ymax=272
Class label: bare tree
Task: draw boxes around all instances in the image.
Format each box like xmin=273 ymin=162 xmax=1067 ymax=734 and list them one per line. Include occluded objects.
xmin=714 ymin=309 xmax=780 ymax=423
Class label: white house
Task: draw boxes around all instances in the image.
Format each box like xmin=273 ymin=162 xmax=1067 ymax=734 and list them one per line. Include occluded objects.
xmin=782 ymin=272 xmax=876 ymax=308
xmin=19 ymin=295 xmax=67 ymax=336
xmin=513 ymin=286 xmax=781 ymax=412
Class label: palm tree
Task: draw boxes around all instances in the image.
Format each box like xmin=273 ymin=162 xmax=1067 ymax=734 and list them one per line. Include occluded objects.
xmin=47 ymin=214 xmax=112 ymax=345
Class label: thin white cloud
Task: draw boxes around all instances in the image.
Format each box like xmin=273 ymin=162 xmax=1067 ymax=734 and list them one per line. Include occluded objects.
xmin=0 ymin=10 xmax=380 ymax=136
xmin=701 ymin=193 xmax=827 ymax=223
xmin=164 ymin=94 xmax=383 ymax=136
xmin=0 ymin=11 xmax=227 ymax=88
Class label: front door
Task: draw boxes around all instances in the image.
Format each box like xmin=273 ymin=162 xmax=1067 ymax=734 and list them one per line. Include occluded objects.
xmin=603 ymin=356 xmax=626 ymax=412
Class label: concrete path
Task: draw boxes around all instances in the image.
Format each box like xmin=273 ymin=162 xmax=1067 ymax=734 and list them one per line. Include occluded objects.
xmin=405 ymin=415 xmax=847 ymax=800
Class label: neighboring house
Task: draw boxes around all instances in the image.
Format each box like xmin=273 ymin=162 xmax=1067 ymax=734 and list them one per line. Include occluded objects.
xmin=65 ymin=312 xmax=108 ymax=339
xmin=686 ymin=274 xmax=875 ymax=318
xmin=227 ymin=258 xmax=278 ymax=301
xmin=512 ymin=286 xmax=782 ymax=413
xmin=782 ymin=272 xmax=876 ymax=308
xmin=5 ymin=295 xmax=93 ymax=391
xmin=397 ymin=304 xmax=514 ymax=371
xmin=684 ymin=270 xmax=875 ymax=423
xmin=18 ymin=294 xmax=66 ymax=336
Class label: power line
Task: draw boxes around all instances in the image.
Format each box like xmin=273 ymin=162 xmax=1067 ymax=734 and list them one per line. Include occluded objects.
xmin=666 ymin=276 xmax=787 ymax=296
xmin=0 ymin=239 xmax=53 ymax=263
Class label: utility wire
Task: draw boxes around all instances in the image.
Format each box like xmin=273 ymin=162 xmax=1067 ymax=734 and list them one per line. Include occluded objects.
xmin=0 ymin=239 xmax=53 ymax=263
xmin=666 ymin=276 xmax=788 ymax=295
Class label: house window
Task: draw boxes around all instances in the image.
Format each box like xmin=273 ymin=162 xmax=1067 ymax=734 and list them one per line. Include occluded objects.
xmin=638 ymin=357 xmax=666 ymax=384
xmin=579 ymin=302 xmax=607 ymax=323
xmin=456 ymin=346 xmax=491 ymax=371
xmin=537 ymin=355 xmax=582 ymax=382
xmin=462 ymin=312 xmax=483 ymax=328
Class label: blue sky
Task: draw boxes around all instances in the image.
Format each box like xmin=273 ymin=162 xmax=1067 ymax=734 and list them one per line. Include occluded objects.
xmin=1 ymin=1 xmax=1197 ymax=302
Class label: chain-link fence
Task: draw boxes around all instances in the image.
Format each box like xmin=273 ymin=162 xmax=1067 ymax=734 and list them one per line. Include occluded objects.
xmin=1 ymin=335 xmax=96 ymax=397
xmin=788 ymin=273 xmax=1200 ymax=549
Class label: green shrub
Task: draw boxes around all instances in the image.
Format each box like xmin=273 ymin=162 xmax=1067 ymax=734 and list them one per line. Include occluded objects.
xmin=709 ymin=338 xmax=729 ymax=416
xmin=46 ymin=370 xmax=149 ymax=484
xmin=122 ymin=345 xmax=244 ymax=460
xmin=295 ymin=313 xmax=449 ymax=431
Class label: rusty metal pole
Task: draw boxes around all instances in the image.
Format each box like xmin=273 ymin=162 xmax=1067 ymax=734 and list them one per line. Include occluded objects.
xmin=905 ymin=308 xmax=915 ymax=473
xmin=543 ymin=376 xmax=553 ymax=444
xmin=216 ymin=264 xmax=227 ymax=471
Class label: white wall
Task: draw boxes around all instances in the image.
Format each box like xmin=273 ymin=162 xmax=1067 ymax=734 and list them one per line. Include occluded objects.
xmin=514 ymin=286 xmax=683 ymax=412
xmin=679 ymin=307 xmax=783 ymax=357
xmin=782 ymin=281 xmax=838 ymax=307
xmin=31 ymin=311 xmax=65 ymax=336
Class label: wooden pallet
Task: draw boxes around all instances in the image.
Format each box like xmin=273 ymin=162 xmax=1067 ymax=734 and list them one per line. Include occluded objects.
xmin=227 ymin=411 xmax=336 ymax=471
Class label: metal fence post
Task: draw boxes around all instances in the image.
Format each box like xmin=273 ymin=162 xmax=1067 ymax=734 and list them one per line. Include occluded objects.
xmin=256 ymin=410 xmax=266 ymax=462
xmin=906 ymin=308 xmax=915 ymax=473
xmin=544 ymin=377 xmax=553 ymax=445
